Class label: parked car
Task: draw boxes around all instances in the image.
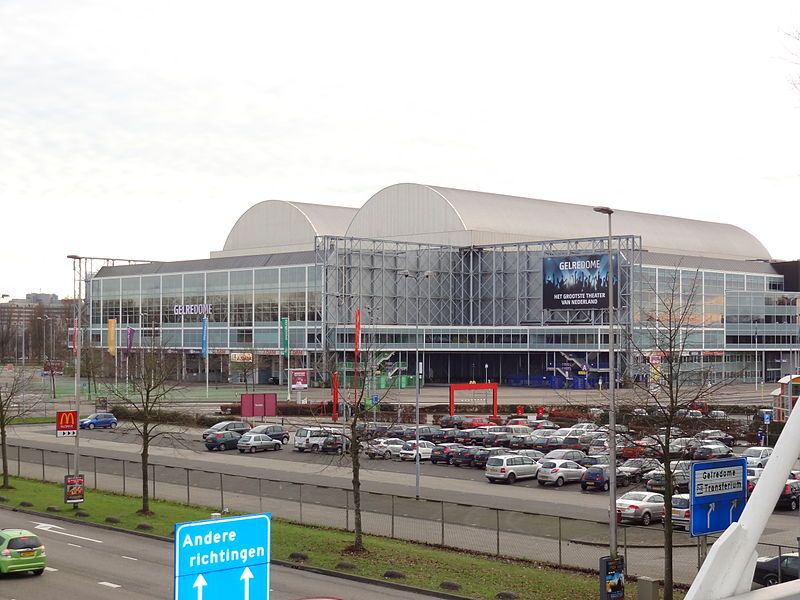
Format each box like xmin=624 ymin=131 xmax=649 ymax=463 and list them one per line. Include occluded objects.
xmin=753 ymin=553 xmax=800 ymax=586
xmin=578 ymin=454 xmax=611 ymax=468
xmin=692 ymin=444 xmax=732 ymax=461
xmin=294 ymin=427 xmax=335 ymax=452
xmin=451 ymin=445 xmax=482 ymax=467
xmin=485 ymin=454 xmax=540 ymax=484
xmin=709 ymin=410 xmax=728 ymax=420
xmin=537 ymin=459 xmax=586 ymax=486
xmin=431 ymin=428 xmax=461 ymax=444
xmin=743 ymin=446 xmax=773 ymax=468
xmin=474 ymin=447 xmax=515 ymax=469
xmin=455 ymin=428 xmax=482 ymax=446
xmin=681 ymin=438 xmax=706 ymax=459
xmin=0 ymin=529 xmax=46 ymax=575
xmin=696 ymin=429 xmax=735 ymax=447
xmin=457 ymin=416 xmax=493 ymax=429
xmin=79 ymin=412 xmax=118 ymax=430
xmin=578 ymin=431 xmax=607 ymax=451
xmin=365 ymin=437 xmax=405 ymax=459
xmin=687 ymin=410 xmax=703 ymax=419
xmin=571 ymin=422 xmax=598 ymax=432
xmin=202 ymin=420 xmax=251 ymax=440
xmin=545 ymin=449 xmax=586 ymax=463
xmin=438 ymin=415 xmax=466 ymax=429
xmin=776 ymin=480 xmax=800 ymax=511
xmin=527 ymin=419 xmax=558 ymax=430
xmin=646 ymin=461 xmax=691 ymax=492
xmin=671 ymin=494 xmax=691 ymax=531
xmin=581 ymin=465 xmax=630 ymax=491
xmin=430 ymin=443 xmax=465 ymax=464
xmin=248 ymin=424 xmax=289 ymax=444
xmin=509 ymin=433 xmax=535 ymax=450
xmin=238 ymin=433 xmax=282 ymax=453
xmin=515 ymin=449 xmax=544 ymax=461
xmin=399 ymin=440 xmax=435 ymax=461
xmin=320 ymin=435 xmax=350 ymax=454
xmin=616 ymin=491 xmax=665 ymax=525
xmin=205 ymin=430 xmax=242 ymax=451
xmin=505 ymin=418 xmax=531 ymax=427
xmin=484 ymin=431 xmax=514 ymax=447
xmin=530 ymin=431 xmax=558 ymax=450
xmin=402 ymin=425 xmax=441 ymax=442
xmin=559 ymin=436 xmax=584 ymax=451
xmin=618 ymin=458 xmax=662 ymax=483
xmin=542 ymin=436 xmax=566 ymax=452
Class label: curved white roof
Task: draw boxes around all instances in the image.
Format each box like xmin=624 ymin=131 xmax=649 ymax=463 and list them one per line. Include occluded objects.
xmin=213 ymin=200 xmax=357 ymax=258
xmin=345 ymin=183 xmax=771 ymax=261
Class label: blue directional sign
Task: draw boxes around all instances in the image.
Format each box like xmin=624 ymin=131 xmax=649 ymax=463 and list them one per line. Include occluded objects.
xmin=763 ymin=412 xmax=772 ymax=425
xmin=174 ymin=513 xmax=270 ymax=600
xmin=690 ymin=458 xmax=747 ymax=537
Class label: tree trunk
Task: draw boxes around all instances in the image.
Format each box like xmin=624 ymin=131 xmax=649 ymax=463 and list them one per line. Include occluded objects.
xmin=140 ymin=422 xmax=150 ymax=514
xmin=351 ymin=418 xmax=364 ymax=551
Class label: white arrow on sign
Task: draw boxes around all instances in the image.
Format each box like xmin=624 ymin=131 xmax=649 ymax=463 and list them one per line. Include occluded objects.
xmin=241 ymin=566 xmax=254 ymax=600
xmin=707 ymin=502 xmax=715 ymax=530
xmin=31 ymin=522 xmax=103 ymax=544
xmin=193 ymin=573 xmax=207 ymax=600
xmin=730 ymin=499 xmax=738 ymax=523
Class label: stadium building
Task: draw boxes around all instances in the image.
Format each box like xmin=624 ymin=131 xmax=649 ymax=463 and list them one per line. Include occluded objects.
xmin=87 ymin=183 xmax=800 ymax=389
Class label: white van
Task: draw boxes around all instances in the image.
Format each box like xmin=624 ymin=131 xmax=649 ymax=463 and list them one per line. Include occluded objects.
xmin=294 ymin=427 xmax=334 ymax=452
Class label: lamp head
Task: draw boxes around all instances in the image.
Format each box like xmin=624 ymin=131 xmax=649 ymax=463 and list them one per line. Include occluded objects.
xmin=593 ymin=206 xmax=614 ymax=215
xmin=67 ymin=254 xmax=80 ymax=260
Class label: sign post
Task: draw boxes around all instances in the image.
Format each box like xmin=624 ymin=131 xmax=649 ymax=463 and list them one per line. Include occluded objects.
xmin=174 ymin=513 xmax=270 ymax=600
xmin=56 ymin=410 xmax=78 ymax=437
xmin=690 ymin=457 xmax=747 ymax=538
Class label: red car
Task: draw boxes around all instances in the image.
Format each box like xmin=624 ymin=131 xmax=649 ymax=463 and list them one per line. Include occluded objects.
xmin=458 ymin=417 xmax=493 ymax=429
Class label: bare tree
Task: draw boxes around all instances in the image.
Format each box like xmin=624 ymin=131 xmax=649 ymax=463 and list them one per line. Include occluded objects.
xmin=104 ymin=342 xmax=183 ymax=515
xmin=623 ymin=267 xmax=736 ymax=600
xmin=231 ymin=358 xmax=256 ymax=392
xmin=0 ymin=366 xmax=35 ymax=488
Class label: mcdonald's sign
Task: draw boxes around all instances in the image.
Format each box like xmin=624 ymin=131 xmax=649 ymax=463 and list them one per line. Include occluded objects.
xmin=56 ymin=410 xmax=78 ymax=437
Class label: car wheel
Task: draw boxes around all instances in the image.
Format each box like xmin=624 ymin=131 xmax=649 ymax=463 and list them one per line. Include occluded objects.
xmin=312 ymin=444 xmax=320 ymax=453
xmin=239 ymin=449 xmax=245 ymax=453
xmin=764 ymin=574 xmax=779 ymax=586
xmin=283 ymin=436 xmax=289 ymax=444
xmin=537 ymin=479 xmax=546 ymax=486
xmin=249 ymin=447 xmax=256 ymax=454
xmin=581 ymin=484 xmax=588 ymax=491
xmin=641 ymin=512 xmax=652 ymax=526
xmin=337 ymin=447 xmax=343 ymax=455
xmin=384 ymin=451 xmax=392 ymax=460
xmin=88 ymin=423 xmax=95 ymax=430
xmin=555 ymin=477 xmax=564 ymax=488
xmin=219 ymin=443 xmax=227 ymax=451
xmin=431 ymin=460 xmax=438 ymax=465
xmin=448 ymin=456 xmax=455 ymax=465
xmin=507 ymin=473 xmax=517 ymax=484
xmin=603 ymin=482 xmax=610 ymax=492
xmin=400 ymin=456 xmax=406 ymax=461
xmin=274 ymin=444 xmax=281 ymax=451
xmin=33 ymin=568 xmax=44 ymax=576
xmin=110 ymin=422 xmax=118 ymax=429
xmin=791 ymin=499 xmax=798 ymax=511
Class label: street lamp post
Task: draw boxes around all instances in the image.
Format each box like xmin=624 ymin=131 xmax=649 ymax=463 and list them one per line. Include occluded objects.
xmin=67 ymin=255 xmax=83 ymax=485
xmin=37 ymin=315 xmax=50 ymax=363
xmin=594 ymin=206 xmax=617 ymax=558
xmin=399 ymin=269 xmax=433 ymax=500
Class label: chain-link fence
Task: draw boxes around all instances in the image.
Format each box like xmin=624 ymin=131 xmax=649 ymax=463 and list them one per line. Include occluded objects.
xmin=6 ymin=443 xmax=792 ymax=585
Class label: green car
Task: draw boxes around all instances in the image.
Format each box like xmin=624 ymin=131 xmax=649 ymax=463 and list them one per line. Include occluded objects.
xmin=0 ymin=529 xmax=46 ymax=575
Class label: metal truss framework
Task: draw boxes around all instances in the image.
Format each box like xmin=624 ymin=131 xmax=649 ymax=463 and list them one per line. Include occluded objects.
xmin=315 ymin=234 xmax=642 ymax=380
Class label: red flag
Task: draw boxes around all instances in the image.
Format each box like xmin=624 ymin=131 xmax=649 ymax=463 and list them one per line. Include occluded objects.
xmin=354 ymin=308 xmax=361 ymax=360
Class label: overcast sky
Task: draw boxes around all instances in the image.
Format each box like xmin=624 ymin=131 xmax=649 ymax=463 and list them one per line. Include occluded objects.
xmin=2 ymin=0 xmax=799 ymax=300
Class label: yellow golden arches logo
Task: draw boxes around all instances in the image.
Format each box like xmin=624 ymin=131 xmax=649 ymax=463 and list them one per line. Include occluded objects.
xmin=58 ymin=411 xmax=76 ymax=427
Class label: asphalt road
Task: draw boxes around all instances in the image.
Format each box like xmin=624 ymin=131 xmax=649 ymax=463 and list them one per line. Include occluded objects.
xmin=0 ymin=509 xmax=444 ymax=600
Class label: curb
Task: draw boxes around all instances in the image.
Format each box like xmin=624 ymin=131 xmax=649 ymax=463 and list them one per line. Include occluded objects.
xmin=0 ymin=503 xmax=472 ymax=600
xmin=569 ymin=536 xmax=699 ymax=549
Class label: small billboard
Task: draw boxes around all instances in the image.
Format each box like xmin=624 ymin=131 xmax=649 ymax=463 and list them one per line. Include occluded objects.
xmin=543 ymin=254 xmax=616 ymax=310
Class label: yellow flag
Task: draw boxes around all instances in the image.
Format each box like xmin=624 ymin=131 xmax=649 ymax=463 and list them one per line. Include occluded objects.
xmin=108 ymin=319 xmax=117 ymax=357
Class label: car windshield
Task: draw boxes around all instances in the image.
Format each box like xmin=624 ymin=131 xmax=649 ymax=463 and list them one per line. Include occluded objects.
xmin=672 ymin=497 xmax=690 ymax=509
xmin=620 ymin=492 xmax=648 ymax=501
xmin=210 ymin=422 xmax=228 ymax=431
xmin=540 ymin=461 xmax=557 ymax=469
xmin=744 ymin=448 xmax=763 ymax=457
xmin=486 ymin=457 xmax=504 ymax=466
xmin=240 ymin=435 xmax=254 ymax=442
xmin=86 ymin=414 xmax=99 ymax=420
xmin=8 ymin=535 xmax=42 ymax=549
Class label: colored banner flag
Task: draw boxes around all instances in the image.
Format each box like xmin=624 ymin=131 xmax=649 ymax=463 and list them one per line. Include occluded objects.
xmin=354 ymin=308 xmax=361 ymax=360
xmin=126 ymin=327 xmax=134 ymax=355
xmin=201 ymin=317 xmax=208 ymax=359
xmin=280 ymin=317 xmax=289 ymax=358
xmin=107 ymin=319 xmax=117 ymax=357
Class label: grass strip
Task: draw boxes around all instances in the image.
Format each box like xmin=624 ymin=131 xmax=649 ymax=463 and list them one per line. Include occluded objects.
xmin=9 ymin=416 xmax=57 ymax=425
xmin=0 ymin=476 xmax=672 ymax=599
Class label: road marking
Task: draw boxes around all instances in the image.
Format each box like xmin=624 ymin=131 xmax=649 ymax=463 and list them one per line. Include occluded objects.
xmin=68 ymin=543 xmax=82 ymax=548
xmin=122 ymin=555 xmax=138 ymax=561
xmin=31 ymin=522 xmax=103 ymax=544
xmin=98 ymin=581 xmax=121 ymax=588
xmin=44 ymin=566 xmax=58 ymax=572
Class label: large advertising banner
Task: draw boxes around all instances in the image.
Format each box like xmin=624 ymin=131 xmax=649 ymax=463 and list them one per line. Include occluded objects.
xmin=543 ymin=254 xmax=616 ymax=310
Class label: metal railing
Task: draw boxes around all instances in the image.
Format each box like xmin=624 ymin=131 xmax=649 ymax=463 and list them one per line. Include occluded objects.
xmin=4 ymin=443 xmax=791 ymax=585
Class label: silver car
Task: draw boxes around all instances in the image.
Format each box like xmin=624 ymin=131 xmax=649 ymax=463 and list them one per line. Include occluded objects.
xmin=237 ymin=433 xmax=282 ymax=453
xmin=536 ymin=459 xmax=586 ymax=487
xmin=616 ymin=491 xmax=665 ymax=525
xmin=485 ymin=455 xmax=539 ymax=484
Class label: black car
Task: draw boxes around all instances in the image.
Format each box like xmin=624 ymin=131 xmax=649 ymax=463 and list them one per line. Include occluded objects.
xmin=249 ymin=424 xmax=290 ymax=444
xmin=439 ymin=415 xmax=466 ymax=429
xmin=385 ymin=425 xmax=411 ymax=439
xmin=645 ymin=470 xmax=689 ymax=494
xmin=431 ymin=428 xmax=460 ymax=444
xmin=776 ymin=480 xmax=800 ymax=511
xmin=403 ymin=425 xmax=441 ymax=442
xmin=509 ymin=434 xmax=535 ymax=450
xmin=753 ymin=553 xmax=799 ymax=586
xmin=473 ymin=447 xmax=512 ymax=469
xmin=205 ymin=431 xmax=242 ymax=451
xmin=484 ymin=432 xmax=513 ymax=447
xmin=202 ymin=420 xmax=251 ymax=440
xmin=451 ymin=446 xmax=481 ymax=467
xmin=430 ymin=443 xmax=465 ymax=464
